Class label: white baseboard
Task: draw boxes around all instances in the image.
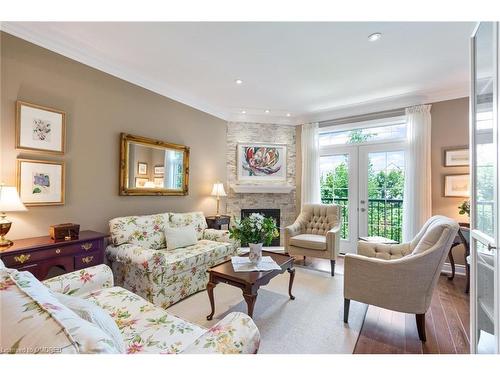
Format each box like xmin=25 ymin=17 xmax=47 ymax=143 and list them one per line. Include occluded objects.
xmin=442 ymin=262 xmax=466 ymax=277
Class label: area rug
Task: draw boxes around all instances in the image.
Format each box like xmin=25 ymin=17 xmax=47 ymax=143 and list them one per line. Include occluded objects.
xmin=167 ymin=266 xmax=367 ymax=354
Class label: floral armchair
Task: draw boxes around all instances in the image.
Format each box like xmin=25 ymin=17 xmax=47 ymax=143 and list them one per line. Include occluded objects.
xmin=106 ymin=212 xmax=239 ymax=309
xmin=1 ymin=263 xmax=260 ymax=354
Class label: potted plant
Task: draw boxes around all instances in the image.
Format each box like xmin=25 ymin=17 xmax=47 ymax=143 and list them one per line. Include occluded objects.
xmin=229 ymin=213 xmax=279 ymax=264
xmin=458 ymin=200 xmax=470 ymax=217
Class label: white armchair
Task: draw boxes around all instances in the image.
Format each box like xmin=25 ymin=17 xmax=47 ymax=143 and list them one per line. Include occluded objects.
xmin=284 ymin=204 xmax=341 ymax=276
xmin=343 ymin=215 xmax=459 ymax=341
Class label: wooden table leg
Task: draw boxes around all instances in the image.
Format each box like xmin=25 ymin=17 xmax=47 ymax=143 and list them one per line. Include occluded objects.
xmin=206 ymin=281 xmax=217 ymax=320
xmin=447 ymin=249 xmax=455 ymax=280
xmin=243 ymin=292 xmax=258 ymax=318
xmin=287 ymin=267 xmax=296 ymax=300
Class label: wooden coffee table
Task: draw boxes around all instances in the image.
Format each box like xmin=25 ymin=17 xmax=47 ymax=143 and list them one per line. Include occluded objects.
xmin=206 ymin=251 xmax=295 ymax=320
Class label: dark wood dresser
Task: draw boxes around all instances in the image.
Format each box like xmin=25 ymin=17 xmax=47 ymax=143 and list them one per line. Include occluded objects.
xmin=0 ymin=230 xmax=107 ymax=280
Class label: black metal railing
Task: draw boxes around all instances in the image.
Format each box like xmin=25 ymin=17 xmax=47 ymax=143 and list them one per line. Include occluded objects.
xmin=477 ymin=200 xmax=494 ymax=236
xmin=321 ymin=197 xmax=403 ymax=242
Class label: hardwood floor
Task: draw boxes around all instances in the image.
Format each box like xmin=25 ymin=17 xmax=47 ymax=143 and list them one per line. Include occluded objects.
xmin=295 ymin=255 xmax=470 ymax=354
xmin=354 ymin=275 xmax=470 ymax=354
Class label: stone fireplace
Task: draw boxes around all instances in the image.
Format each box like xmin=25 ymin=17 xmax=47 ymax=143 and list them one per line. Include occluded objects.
xmin=241 ymin=208 xmax=281 ymax=246
xmin=225 ymin=122 xmax=298 ymax=247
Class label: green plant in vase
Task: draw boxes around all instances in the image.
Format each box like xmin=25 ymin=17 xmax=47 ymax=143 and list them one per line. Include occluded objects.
xmin=229 ymin=213 xmax=279 ymax=264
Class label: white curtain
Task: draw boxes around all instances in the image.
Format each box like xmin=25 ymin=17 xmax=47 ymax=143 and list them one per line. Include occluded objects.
xmin=403 ymin=104 xmax=432 ymax=242
xmin=301 ymin=122 xmax=321 ymax=207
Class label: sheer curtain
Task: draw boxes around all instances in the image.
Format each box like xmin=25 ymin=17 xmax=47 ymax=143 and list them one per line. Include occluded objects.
xmin=301 ymin=122 xmax=321 ymax=207
xmin=403 ymin=105 xmax=432 ymax=242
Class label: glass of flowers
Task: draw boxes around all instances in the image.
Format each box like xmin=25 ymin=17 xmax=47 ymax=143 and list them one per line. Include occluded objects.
xmin=229 ymin=213 xmax=279 ymax=264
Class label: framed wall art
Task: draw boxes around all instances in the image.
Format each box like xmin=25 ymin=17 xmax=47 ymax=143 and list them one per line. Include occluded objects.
xmin=17 ymin=159 xmax=65 ymax=206
xmin=237 ymin=142 xmax=287 ymax=182
xmin=154 ymin=165 xmax=165 ymax=175
xmin=153 ymin=177 xmax=164 ymax=187
xmin=137 ymin=162 xmax=148 ymax=175
xmin=135 ymin=177 xmax=149 ymax=188
xmin=16 ymin=101 xmax=66 ymax=155
xmin=444 ymin=174 xmax=470 ymax=197
xmin=443 ymin=147 xmax=469 ymax=167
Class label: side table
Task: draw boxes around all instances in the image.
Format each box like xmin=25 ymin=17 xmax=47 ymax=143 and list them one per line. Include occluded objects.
xmin=205 ymin=215 xmax=231 ymax=230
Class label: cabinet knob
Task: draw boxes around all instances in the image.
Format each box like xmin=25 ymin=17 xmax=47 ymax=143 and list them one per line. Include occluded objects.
xmin=82 ymin=256 xmax=94 ymax=264
xmin=55 ymin=248 xmax=61 ymax=254
xmin=81 ymin=242 xmax=93 ymax=251
xmin=14 ymin=254 xmax=31 ymax=264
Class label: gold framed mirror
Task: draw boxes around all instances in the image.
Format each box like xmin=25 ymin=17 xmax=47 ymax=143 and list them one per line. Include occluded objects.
xmin=119 ymin=133 xmax=189 ymax=196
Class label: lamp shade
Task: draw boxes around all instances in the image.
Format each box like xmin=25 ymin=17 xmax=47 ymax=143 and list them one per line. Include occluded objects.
xmin=211 ymin=182 xmax=227 ymax=197
xmin=0 ymin=186 xmax=27 ymax=212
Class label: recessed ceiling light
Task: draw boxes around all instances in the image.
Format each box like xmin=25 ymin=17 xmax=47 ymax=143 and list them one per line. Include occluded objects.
xmin=235 ymin=79 xmax=243 ymax=85
xmin=286 ymin=113 xmax=291 ymax=117
xmin=368 ymin=32 xmax=382 ymax=42
xmin=241 ymin=110 xmax=246 ymax=114
xmin=265 ymin=110 xmax=270 ymax=114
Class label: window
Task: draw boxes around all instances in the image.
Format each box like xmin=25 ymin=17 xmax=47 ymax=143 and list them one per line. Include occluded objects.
xmin=319 ymin=120 xmax=407 ymax=147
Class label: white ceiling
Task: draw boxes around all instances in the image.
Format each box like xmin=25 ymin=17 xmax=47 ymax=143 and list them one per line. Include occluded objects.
xmin=2 ymin=22 xmax=475 ymax=125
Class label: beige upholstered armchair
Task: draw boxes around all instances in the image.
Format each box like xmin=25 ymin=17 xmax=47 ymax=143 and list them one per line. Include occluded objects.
xmin=343 ymin=215 xmax=459 ymax=341
xmin=284 ymin=204 xmax=342 ymax=276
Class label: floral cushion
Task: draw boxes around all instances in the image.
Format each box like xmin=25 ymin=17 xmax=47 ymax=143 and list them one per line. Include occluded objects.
xmin=80 ymin=286 xmax=205 ymax=354
xmin=0 ymin=268 xmax=119 ymax=354
xmin=169 ymin=212 xmax=207 ymax=240
xmin=109 ymin=213 xmax=170 ymax=250
xmin=43 ymin=264 xmax=114 ymax=296
xmin=182 ymin=312 xmax=261 ymax=354
xmin=79 ymin=286 xmax=260 ymax=354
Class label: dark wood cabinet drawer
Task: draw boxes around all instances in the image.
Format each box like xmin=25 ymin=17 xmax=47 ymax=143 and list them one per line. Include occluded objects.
xmin=0 ymin=231 xmax=107 ymax=280
xmin=2 ymin=239 xmax=101 ymax=268
xmin=3 ymin=246 xmax=72 ymax=267
xmin=74 ymin=251 xmax=101 ymax=269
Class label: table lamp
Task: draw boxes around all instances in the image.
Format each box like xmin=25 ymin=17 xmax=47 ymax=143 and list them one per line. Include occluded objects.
xmin=0 ymin=185 xmax=27 ymax=248
xmin=211 ymin=182 xmax=227 ymax=217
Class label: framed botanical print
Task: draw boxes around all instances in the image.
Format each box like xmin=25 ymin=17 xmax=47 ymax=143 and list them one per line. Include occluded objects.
xmin=444 ymin=147 xmax=469 ymax=167
xmin=154 ymin=165 xmax=164 ymax=175
xmin=16 ymin=101 xmax=66 ymax=155
xmin=17 ymin=159 xmax=65 ymax=206
xmin=444 ymin=174 xmax=470 ymax=197
xmin=135 ymin=177 xmax=149 ymax=187
xmin=153 ymin=177 xmax=164 ymax=187
xmin=237 ymin=142 xmax=287 ymax=182
xmin=137 ymin=162 xmax=148 ymax=175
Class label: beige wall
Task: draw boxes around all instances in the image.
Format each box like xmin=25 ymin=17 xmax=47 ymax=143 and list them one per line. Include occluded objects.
xmin=0 ymin=32 xmax=227 ymax=240
xmin=431 ymin=97 xmax=470 ymax=221
xmin=431 ymin=97 xmax=469 ymax=265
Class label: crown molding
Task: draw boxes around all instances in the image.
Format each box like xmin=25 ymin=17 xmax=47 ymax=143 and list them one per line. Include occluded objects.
xmin=296 ymin=86 xmax=469 ymax=124
xmin=1 ymin=22 xmax=469 ymax=127
xmin=1 ymin=22 xmax=229 ymax=121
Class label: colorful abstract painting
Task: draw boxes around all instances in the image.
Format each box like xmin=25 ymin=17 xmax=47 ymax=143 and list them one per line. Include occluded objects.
xmin=237 ymin=143 xmax=287 ymax=181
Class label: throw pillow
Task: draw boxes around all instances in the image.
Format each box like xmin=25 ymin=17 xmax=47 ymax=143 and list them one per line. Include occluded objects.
xmin=165 ymin=226 xmax=198 ymax=250
xmin=53 ymin=292 xmax=126 ymax=353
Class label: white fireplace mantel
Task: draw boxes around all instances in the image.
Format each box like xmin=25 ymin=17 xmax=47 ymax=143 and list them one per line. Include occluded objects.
xmin=230 ymin=183 xmax=295 ymax=194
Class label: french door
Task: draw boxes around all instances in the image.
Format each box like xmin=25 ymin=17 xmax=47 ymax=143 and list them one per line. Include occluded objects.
xmin=470 ymin=21 xmax=499 ymax=354
xmin=320 ymin=142 xmax=406 ymax=254
xmin=358 ymin=143 xmax=406 ymax=243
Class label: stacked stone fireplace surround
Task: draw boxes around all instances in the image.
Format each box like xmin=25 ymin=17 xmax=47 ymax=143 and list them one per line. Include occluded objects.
xmin=225 ymin=122 xmax=297 ymax=246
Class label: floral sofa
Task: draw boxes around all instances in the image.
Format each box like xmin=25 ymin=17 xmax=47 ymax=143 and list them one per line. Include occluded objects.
xmin=106 ymin=212 xmax=238 ymax=309
xmin=0 ymin=262 xmax=260 ymax=354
